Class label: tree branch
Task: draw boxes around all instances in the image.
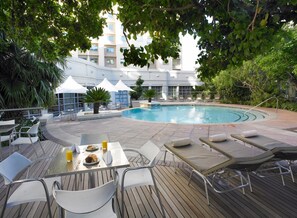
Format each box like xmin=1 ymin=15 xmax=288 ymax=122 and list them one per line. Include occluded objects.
xmin=247 ymin=0 xmax=260 ymax=31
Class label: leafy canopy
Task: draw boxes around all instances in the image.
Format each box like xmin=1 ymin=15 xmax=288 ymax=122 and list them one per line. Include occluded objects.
xmin=2 ymin=1 xmax=297 ymax=77
xmin=0 ymin=33 xmax=63 ymax=109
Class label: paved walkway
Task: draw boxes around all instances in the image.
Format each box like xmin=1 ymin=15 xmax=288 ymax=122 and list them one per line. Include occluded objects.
xmin=44 ymin=104 xmax=297 ymax=151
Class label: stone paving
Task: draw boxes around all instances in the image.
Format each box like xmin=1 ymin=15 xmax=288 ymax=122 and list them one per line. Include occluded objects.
xmin=44 ymin=104 xmax=297 ymax=154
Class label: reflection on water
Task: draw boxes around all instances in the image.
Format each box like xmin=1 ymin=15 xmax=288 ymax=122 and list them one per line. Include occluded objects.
xmin=122 ymin=105 xmax=267 ymax=124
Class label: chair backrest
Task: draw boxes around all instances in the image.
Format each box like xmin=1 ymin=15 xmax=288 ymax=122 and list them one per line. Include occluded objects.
xmin=27 ymin=122 xmax=40 ymax=135
xmin=0 ymin=120 xmax=15 ymax=126
xmin=53 ymin=180 xmax=116 ymax=214
xmin=0 ymin=152 xmax=32 ymax=185
xmin=80 ymin=133 xmax=109 ymax=145
xmin=139 ymin=141 xmax=160 ymax=167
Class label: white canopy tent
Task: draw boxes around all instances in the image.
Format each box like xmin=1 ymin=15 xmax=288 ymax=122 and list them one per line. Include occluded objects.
xmin=95 ymin=78 xmax=118 ymax=107
xmin=115 ymin=80 xmax=134 ymax=92
xmin=114 ymin=80 xmax=133 ymax=108
xmin=55 ymin=76 xmax=87 ymax=114
xmin=55 ymin=76 xmax=87 ymax=94
xmin=96 ymin=78 xmax=118 ymax=92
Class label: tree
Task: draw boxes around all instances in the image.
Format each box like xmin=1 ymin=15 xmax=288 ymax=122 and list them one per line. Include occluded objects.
xmin=84 ymin=87 xmax=111 ymax=114
xmin=0 ymin=33 xmax=63 ymax=109
xmin=0 ymin=0 xmax=112 ymax=61
xmin=130 ymin=76 xmax=144 ymax=100
xmin=143 ymin=89 xmax=156 ymax=103
xmin=2 ymin=1 xmax=297 ymax=77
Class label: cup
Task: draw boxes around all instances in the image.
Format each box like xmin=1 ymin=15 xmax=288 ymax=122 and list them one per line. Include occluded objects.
xmin=102 ymin=140 xmax=108 ymax=151
xmin=66 ymin=149 xmax=73 ymax=162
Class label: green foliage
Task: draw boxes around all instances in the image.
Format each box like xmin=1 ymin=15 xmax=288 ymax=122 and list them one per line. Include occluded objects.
xmin=130 ymin=76 xmax=144 ymax=100
xmin=213 ymin=27 xmax=297 ymax=110
xmin=143 ymin=89 xmax=156 ymax=102
xmin=2 ymin=1 xmax=297 ymax=78
xmin=84 ymin=87 xmax=111 ymax=114
xmin=0 ymin=34 xmax=63 ymax=109
xmin=0 ymin=0 xmax=112 ymax=61
xmin=116 ymin=0 xmax=297 ymax=78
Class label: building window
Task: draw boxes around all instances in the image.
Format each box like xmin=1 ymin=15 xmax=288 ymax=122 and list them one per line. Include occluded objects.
xmin=168 ymin=86 xmax=177 ymax=100
xmin=90 ymin=56 xmax=98 ymax=63
xmin=107 ymin=23 xmax=115 ymax=32
xmin=120 ymin=58 xmax=125 ymax=65
xmin=90 ymin=44 xmax=98 ymax=51
xmin=172 ymin=58 xmax=181 ymax=70
xmin=105 ymin=57 xmax=116 ymax=67
xmin=78 ymin=55 xmax=87 ymax=60
xmin=179 ymin=86 xmax=192 ymax=100
xmin=151 ymin=86 xmax=162 ymax=99
xmin=105 ymin=47 xmax=115 ymax=54
xmin=106 ymin=35 xmax=115 ymax=44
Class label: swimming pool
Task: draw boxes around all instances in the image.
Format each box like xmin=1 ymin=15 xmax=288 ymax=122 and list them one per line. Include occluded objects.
xmin=121 ymin=105 xmax=268 ymax=124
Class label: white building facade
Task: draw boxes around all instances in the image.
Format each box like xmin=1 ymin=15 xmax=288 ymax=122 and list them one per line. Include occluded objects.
xmin=63 ymin=12 xmax=202 ymax=102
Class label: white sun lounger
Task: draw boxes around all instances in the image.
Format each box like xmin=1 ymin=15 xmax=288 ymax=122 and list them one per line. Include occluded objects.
xmin=199 ymin=135 xmax=290 ymax=187
xmin=164 ymin=138 xmax=255 ymax=205
xmin=231 ymin=132 xmax=297 ymax=182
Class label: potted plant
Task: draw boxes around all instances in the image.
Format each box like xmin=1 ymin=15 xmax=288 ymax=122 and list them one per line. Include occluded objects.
xmin=84 ymin=87 xmax=111 ymax=114
xmin=143 ymin=89 xmax=156 ymax=103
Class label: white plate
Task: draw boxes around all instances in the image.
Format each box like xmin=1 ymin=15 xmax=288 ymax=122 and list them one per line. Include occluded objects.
xmin=85 ymin=146 xmax=99 ymax=152
xmin=83 ymin=160 xmax=100 ymax=166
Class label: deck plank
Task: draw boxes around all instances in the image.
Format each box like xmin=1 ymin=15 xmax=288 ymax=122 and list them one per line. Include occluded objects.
xmin=1 ymin=141 xmax=297 ymax=217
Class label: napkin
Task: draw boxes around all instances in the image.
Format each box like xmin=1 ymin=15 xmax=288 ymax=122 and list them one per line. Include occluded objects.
xmin=103 ymin=150 xmax=113 ymax=165
xmin=71 ymin=144 xmax=80 ymax=153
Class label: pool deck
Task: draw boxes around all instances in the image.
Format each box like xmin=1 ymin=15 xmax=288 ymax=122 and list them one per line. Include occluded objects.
xmin=44 ymin=103 xmax=297 ymax=150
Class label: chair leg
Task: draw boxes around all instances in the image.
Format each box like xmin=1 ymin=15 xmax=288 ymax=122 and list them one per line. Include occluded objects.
xmin=38 ymin=139 xmax=45 ymax=155
xmin=247 ymin=173 xmax=253 ymax=192
xmin=150 ymin=170 xmax=166 ymax=218
xmin=289 ymin=163 xmax=295 ymax=182
xmin=121 ymin=186 xmax=125 ymax=218
xmin=1 ymin=185 xmax=11 ymax=218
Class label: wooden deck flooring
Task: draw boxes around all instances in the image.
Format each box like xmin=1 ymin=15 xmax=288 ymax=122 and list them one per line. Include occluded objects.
xmin=1 ymin=140 xmax=297 ymax=217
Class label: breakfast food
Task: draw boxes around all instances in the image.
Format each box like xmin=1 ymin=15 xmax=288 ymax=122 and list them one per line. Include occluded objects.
xmin=87 ymin=145 xmax=96 ymax=150
xmin=85 ymin=154 xmax=98 ymax=163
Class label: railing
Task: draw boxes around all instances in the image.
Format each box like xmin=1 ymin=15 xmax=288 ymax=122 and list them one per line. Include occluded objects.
xmin=244 ymin=96 xmax=279 ymax=116
xmin=0 ymin=107 xmax=43 ymax=120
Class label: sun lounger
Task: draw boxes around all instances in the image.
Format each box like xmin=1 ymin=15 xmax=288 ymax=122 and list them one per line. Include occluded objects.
xmin=164 ymin=138 xmax=252 ymax=205
xmin=231 ymin=131 xmax=297 ymax=182
xmin=231 ymin=131 xmax=297 ymax=160
xmin=200 ymin=134 xmax=289 ymax=187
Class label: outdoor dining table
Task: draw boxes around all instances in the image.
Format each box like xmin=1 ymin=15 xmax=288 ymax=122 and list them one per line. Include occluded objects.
xmin=45 ymin=141 xmax=130 ymax=188
xmin=0 ymin=124 xmax=18 ymax=134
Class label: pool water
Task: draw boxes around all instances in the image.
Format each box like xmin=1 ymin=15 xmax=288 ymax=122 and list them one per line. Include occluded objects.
xmin=122 ymin=105 xmax=267 ymax=124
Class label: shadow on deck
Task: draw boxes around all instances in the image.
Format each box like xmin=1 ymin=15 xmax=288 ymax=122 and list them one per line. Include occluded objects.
xmin=1 ymin=140 xmax=297 ymax=217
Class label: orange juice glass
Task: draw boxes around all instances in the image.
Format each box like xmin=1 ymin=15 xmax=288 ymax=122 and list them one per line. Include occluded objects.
xmin=102 ymin=140 xmax=108 ymax=151
xmin=66 ymin=149 xmax=73 ymax=162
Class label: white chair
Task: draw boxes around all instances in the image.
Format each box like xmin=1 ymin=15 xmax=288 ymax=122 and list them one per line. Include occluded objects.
xmin=10 ymin=121 xmax=45 ymax=156
xmin=117 ymin=140 xmax=165 ymax=217
xmin=53 ymin=180 xmax=117 ymax=218
xmin=80 ymin=133 xmax=109 ymax=145
xmin=0 ymin=152 xmax=61 ymax=218
xmin=0 ymin=119 xmax=16 ymax=160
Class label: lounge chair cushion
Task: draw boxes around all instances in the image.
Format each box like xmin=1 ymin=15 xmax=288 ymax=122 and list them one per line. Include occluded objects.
xmin=241 ymin=130 xmax=258 ymax=138
xmin=171 ymin=138 xmax=192 ymax=148
xmin=209 ymin=134 xmax=227 ymax=142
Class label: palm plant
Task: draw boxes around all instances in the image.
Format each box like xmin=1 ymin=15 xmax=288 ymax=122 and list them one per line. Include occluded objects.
xmin=84 ymin=87 xmax=111 ymax=114
xmin=143 ymin=89 xmax=156 ymax=103
xmin=0 ymin=32 xmax=63 ymax=110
